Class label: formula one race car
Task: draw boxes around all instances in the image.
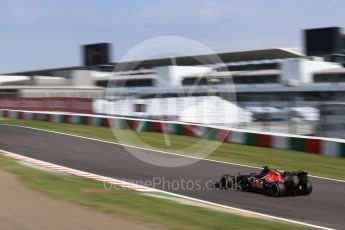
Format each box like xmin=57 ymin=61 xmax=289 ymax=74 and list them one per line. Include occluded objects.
xmin=214 ymin=166 xmax=312 ymax=197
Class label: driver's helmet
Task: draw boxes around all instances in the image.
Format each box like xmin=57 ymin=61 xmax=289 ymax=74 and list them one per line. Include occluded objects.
xmin=259 ymin=166 xmax=269 ymax=177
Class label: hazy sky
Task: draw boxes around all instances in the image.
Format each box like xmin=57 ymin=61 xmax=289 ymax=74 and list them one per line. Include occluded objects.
xmin=1 ymin=0 xmax=345 ymax=73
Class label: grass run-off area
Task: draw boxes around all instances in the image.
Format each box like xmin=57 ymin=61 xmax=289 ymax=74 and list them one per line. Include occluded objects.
xmin=0 ymin=154 xmax=311 ymax=230
xmin=1 ymin=119 xmax=345 ymax=180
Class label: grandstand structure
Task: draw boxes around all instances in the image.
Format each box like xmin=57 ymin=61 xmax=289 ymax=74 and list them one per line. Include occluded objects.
xmin=1 ymin=27 xmax=345 ymax=138
xmin=3 ymin=48 xmax=345 ymax=103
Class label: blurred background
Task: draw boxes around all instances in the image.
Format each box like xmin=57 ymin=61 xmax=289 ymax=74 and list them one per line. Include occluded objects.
xmin=1 ymin=2 xmax=345 ymax=230
xmin=0 ymin=0 xmax=345 ymax=139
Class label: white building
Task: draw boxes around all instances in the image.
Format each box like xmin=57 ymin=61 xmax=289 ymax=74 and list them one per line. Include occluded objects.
xmin=94 ymin=96 xmax=252 ymax=125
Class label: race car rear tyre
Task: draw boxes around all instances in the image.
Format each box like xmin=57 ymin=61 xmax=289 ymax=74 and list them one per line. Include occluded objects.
xmin=270 ymin=182 xmax=286 ymax=197
xmin=301 ymin=180 xmax=312 ymax=195
xmin=219 ymin=175 xmax=233 ymax=189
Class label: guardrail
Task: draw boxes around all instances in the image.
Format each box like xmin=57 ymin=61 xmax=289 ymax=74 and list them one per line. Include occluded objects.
xmin=1 ymin=109 xmax=344 ymax=158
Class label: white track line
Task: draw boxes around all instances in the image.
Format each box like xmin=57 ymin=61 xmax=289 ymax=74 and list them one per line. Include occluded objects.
xmin=2 ymin=124 xmax=344 ymax=183
xmin=0 ymin=148 xmax=334 ymax=230
xmin=0 ymin=149 xmax=154 ymax=192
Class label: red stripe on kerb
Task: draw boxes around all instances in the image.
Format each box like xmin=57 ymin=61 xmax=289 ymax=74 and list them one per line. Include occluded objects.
xmin=103 ymin=118 xmax=110 ymax=127
xmin=217 ymin=129 xmax=230 ymax=142
xmin=258 ymin=134 xmax=272 ymax=148
xmin=127 ymin=120 xmax=138 ymax=130
xmin=153 ymin=122 xmax=163 ymax=132
xmin=304 ymin=139 xmax=321 ymax=154
xmin=185 ymin=125 xmax=195 ymax=136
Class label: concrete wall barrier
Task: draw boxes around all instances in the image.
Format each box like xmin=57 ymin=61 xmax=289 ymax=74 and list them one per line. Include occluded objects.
xmin=0 ymin=97 xmax=93 ymax=113
xmin=1 ymin=109 xmax=344 ymax=158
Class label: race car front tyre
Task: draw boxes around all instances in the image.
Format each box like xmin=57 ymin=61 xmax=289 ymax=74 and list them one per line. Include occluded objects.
xmin=219 ymin=175 xmax=233 ymax=189
xmin=270 ymin=182 xmax=286 ymax=197
xmin=301 ymin=180 xmax=312 ymax=195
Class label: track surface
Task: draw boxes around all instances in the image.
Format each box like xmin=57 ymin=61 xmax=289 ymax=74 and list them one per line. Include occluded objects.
xmin=0 ymin=125 xmax=344 ymax=229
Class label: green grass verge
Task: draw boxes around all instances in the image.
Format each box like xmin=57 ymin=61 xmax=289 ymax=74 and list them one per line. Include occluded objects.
xmin=1 ymin=119 xmax=345 ymax=180
xmin=0 ymin=155 xmax=311 ymax=230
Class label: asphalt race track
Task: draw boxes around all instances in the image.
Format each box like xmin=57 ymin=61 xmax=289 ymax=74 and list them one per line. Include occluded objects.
xmin=0 ymin=125 xmax=344 ymax=229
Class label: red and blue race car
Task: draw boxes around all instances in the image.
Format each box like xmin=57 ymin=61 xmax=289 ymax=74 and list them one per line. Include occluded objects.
xmin=215 ymin=166 xmax=312 ymax=197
